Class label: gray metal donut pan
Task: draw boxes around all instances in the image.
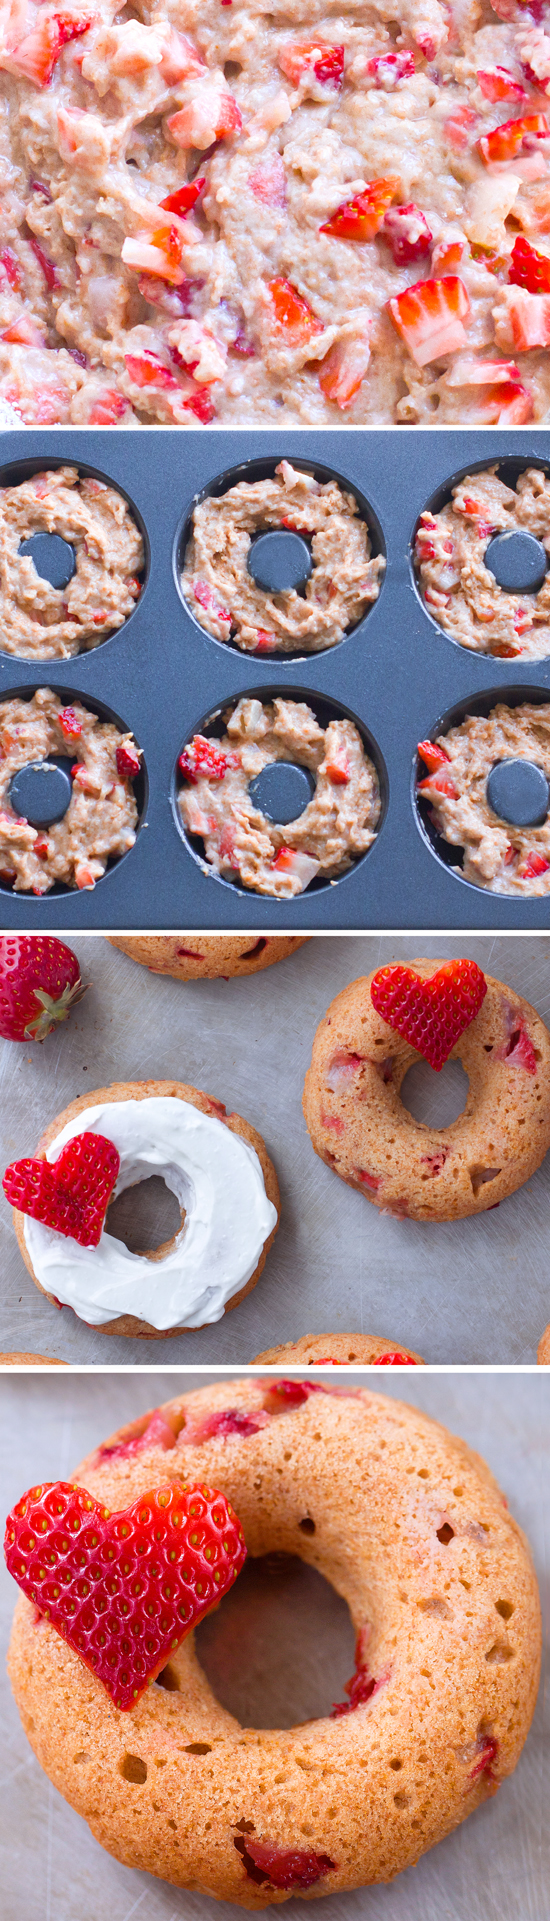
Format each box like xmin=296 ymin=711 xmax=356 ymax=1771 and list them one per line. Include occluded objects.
xmin=3 ymin=426 xmax=550 ymax=930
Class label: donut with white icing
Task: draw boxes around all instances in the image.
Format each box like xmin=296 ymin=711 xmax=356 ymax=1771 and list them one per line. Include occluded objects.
xmin=11 ymin=1080 xmax=279 ymax=1337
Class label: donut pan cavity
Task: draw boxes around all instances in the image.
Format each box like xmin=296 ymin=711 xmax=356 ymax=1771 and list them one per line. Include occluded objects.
xmin=5 ymin=427 xmax=550 ymax=929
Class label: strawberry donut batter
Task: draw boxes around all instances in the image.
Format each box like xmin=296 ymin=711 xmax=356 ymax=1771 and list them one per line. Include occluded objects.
xmin=178 ymin=697 xmax=381 ymax=897
xmin=6 ymin=0 xmax=550 ymax=421
xmin=417 ymin=700 xmax=550 ymax=893
xmin=416 ymin=466 xmax=550 ymax=660
xmin=182 ymin=462 xmax=384 ymax=655
xmin=7 ymin=1377 xmax=541 ymax=1900
xmin=7 ymin=1078 xmax=280 ymax=1334
xmin=0 ymin=466 xmax=143 ymax=659
xmin=303 ymin=959 xmax=550 ymax=1221
xmin=0 ymin=689 xmax=140 ymax=893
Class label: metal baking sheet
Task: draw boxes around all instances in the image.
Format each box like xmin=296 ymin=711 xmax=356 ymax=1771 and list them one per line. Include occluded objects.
xmin=4 ymin=428 xmax=550 ymax=929
xmin=1 ymin=934 xmax=550 ymax=1366
xmin=0 ymin=1369 xmax=547 ymax=1921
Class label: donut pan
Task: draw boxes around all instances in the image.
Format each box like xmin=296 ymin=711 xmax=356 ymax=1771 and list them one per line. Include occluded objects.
xmin=4 ymin=426 xmax=550 ymax=930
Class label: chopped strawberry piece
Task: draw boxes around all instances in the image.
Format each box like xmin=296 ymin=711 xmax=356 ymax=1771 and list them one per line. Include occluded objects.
xmin=501 ymin=1023 xmax=539 ymax=1069
xmin=331 ymin=1641 xmax=386 ymax=1716
xmin=479 ymin=112 xmax=549 ymax=165
xmin=26 ymin=234 xmax=59 ymax=290
xmin=498 ymin=284 xmax=550 ymax=347
xmin=179 ymin=735 xmax=235 ymax=783
xmin=319 ymin=334 xmax=370 ymax=407
xmin=160 ymin=178 xmax=205 ymax=216
xmin=509 ymin=233 xmax=550 ymax=291
xmin=167 ymin=91 xmax=241 ymax=146
xmin=87 ymin=389 xmax=128 ymax=424
xmin=7 ymin=12 xmax=92 ymax=88
xmin=519 ymin=850 xmax=550 ymax=877
xmin=370 ymin=960 xmax=487 ymax=1071
xmin=278 ymin=40 xmax=344 ymax=89
xmin=470 ymin=1736 xmax=498 ymax=1783
xmin=271 ymin=846 xmax=296 ymax=871
xmin=432 ymin=239 xmax=466 ymax=274
xmin=417 ymin=739 xmax=451 ymax=773
xmin=199 ymin=1408 xmax=266 ymax=1440
xmin=417 ymin=771 xmax=458 ymax=798
xmin=325 ymin=1049 xmax=363 ymax=1091
xmin=355 ymin=1168 xmax=381 ymax=1190
xmin=326 ymin=757 xmax=351 ymax=783
xmin=445 ymin=105 xmax=478 ymax=149
xmin=124 ymin=352 xmax=178 ymax=389
xmin=388 ymin=276 xmax=470 ymax=366
xmin=365 ymin=50 xmax=415 ymax=87
xmin=29 ymin=179 xmax=52 ymax=201
xmin=253 ymin=628 xmax=277 ymax=650
xmin=2 ymin=315 xmax=45 ymax=346
xmin=4 ymin=1478 xmax=246 ymax=1712
xmin=484 ymin=379 xmax=533 ymax=424
xmin=236 ymin=1839 xmax=336 ymax=1890
xmin=3 ymin=1131 xmax=120 ymax=1247
xmin=183 ymin=386 xmax=215 ymax=423
xmin=265 ymin=1379 xmax=322 ymax=1407
xmin=373 ymin=1352 xmax=418 ymax=1364
xmin=116 ymin=744 xmax=141 ymax=780
xmin=320 ymin=177 xmax=399 ymax=241
xmin=193 ymin=579 xmax=231 ymax=621
xmin=57 ymin=707 xmax=81 ymax=739
xmin=0 ymin=248 xmax=22 ymax=291
xmin=383 ymin=202 xmax=432 ymax=264
xmin=267 ymin=277 xmax=320 ymax=340
xmin=477 ymin=68 xmax=527 ymax=101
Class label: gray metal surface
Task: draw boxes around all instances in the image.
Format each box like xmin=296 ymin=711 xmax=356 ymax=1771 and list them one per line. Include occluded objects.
xmin=0 ymin=1369 xmax=547 ymax=1921
xmin=1 ymin=935 xmax=550 ymax=1365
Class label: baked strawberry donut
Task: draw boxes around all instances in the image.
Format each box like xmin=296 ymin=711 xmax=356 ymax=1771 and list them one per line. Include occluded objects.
xmin=253 ymin=1333 xmax=425 ymax=1364
xmin=537 ymin=1325 xmax=550 ymax=1364
xmin=0 ymin=1352 xmax=66 ymax=1364
xmin=108 ymin=935 xmax=307 ymax=980
xmin=9 ymin=1080 xmax=279 ymax=1337
xmin=303 ymin=960 xmax=550 ymax=1222
xmin=8 ymin=1378 xmax=541 ymax=1904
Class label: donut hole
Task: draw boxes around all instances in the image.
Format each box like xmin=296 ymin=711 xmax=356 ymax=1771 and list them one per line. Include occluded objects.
xmin=120 ymin=1753 xmax=147 ymax=1784
xmin=400 ymin=1058 xmax=469 ymax=1129
xmin=19 ymin=532 xmax=76 ymax=591
xmin=194 ymin=1552 xmax=355 ymax=1728
xmin=106 ymin=1175 xmax=183 ymax=1257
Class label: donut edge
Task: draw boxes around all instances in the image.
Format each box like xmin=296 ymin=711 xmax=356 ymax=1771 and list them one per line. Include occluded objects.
xmin=107 ymin=935 xmax=308 ymax=980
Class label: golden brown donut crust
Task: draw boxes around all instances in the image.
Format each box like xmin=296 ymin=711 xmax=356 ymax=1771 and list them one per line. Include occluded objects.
xmin=108 ymin=936 xmax=307 ymax=980
xmin=303 ymin=962 xmax=550 ymax=1222
xmin=8 ymin=1377 xmax=541 ymax=1906
xmin=12 ymin=1079 xmax=280 ymax=1339
xmin=537 ymin=1325 xmax=550 ymax=1363
xmin=0 ymin=1352 xmax=67 ymax=1365
xmin=252 ymin=1332 xmax=425 ymax=1364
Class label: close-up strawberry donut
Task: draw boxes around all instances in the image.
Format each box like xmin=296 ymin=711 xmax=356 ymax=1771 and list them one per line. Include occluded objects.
xmin=253 ymin=1332 xmax=425 ymax=1364
xmin=108 ymin=934 xmax=307 ymax=980
xmin=6 ymin=1377 xmax=541 ymax=1903
xmin=4 ymin=1080 xmax=279 ymax=1337
xmin=303 ymin=958 xmax=550 ymax=1222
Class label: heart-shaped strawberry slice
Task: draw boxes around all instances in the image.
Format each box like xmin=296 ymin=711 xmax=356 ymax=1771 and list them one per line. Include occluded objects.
xmin=370 ymin=959 xmax=487 ymax=1070
xmin=2 ymin=1130 xmax=120 ymax=1246
xmin=5 ymin=1478 xmax=246 ymax=1711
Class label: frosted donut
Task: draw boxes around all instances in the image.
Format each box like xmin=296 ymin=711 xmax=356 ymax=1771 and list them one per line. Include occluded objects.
xmin=0 ymin=466 xmax=143 ymax=659
xmin=8 ymin=1376 xmax=541 ymax=1904
xmin=253 ymin=1332 xmax=425 ymax=1364
xmin=303 ymin=962 xmax=550 ymax=1222
xmin=181 ymin=461 xmax=384 ymax=656
xmin=415 ymin=468 xmax=550 ymax=663
xmin=11 ymin=1079 xmax=279 ymax=1337
xmin=178 ymin=696 xmax=380 ymax=898
xmin=537 ymin=1325 xmax=550 ymax=1364
xmin=108 ymin=935 xmax=308 ymax=980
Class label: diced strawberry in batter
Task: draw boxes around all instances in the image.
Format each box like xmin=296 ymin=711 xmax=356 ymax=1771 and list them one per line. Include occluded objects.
xmin=6 ymin=12 xmax=92 ymax=87
xmin=193 ymin=579 xmax=231 ymax=621
xmin=320 ymin=177 xmax=399 ymax=240
xmin=325 ymin=754 xmax=351 ymax=783
xmin=432 ymin=239 xmax=466 ymax=273
xmin=124 ymin=352 xmax=179 ymax=388
xmin=444 ymin=105 xmax=478 ymax=149
xmin=417 ymin=771 xmax=459 ymax=798
xmin=481 ymin=379 xmax=533 ymax=423
xmin=509 ymin=233 xmax=550 ymax=291
xmin=181 ymin=385 xmax=215 ymax=423
xmin=160 ymin=178 xmax=205 ymax=217
xmin=479 ymin=112 xmax=549 ymax=164
xmin=0 ymin=248 xmax=22 ymax=291
xmin=417 ymin=739 xmax=451 ymax=772
xmin=355 ymin=1168 xmax=381 ymax=1189
xmin=365 ymin=51 xmax=415 ymax=87
xmin=253 ymin=629 xmax=278 ymax=650
xmin=27 ymin=235 xmax=59 ymax=290
xmin=319 ymin=335 xmax=370 ymax=407
xmin=278 ymin=40 xmax=344 ymax=89
xmin=383 ymin=202 xmax=432 ymax=264
xmin=1 ymin=314 xmax=45 ymax=346
xmin=477 ymin=68 xmax=528 ymax=101
xmin=179 ymin=735 xmax=235 ymax=783
xmin=498 ymin=284 xmax=550 ymax=347
xmin=267 ymin=277 xmax=320 ymax=340
xmin=388 ymin=276 xmax=470 ymax=365
xmin=167 ymin=92 xmax=241 ymax=148
xmin=58 ymin=708 xmax=82 ymax=739
xmin=87 ymin=389 xmax=128 ymax=424
xmin=519 ymin=850 xmax=550 ymax=876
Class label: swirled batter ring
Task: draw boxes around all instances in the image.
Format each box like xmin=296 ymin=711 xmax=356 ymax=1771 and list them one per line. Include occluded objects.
xmin=416 ymin=468 xmax=550 ymax=661
xmin=178 ymin=697 xmax=380 ymax=897
xmin=253 ymin=1332 xmax=425 ymax=1363
xmin=108 ymin=935 xmax=307 ymax=978
xmin=8 ymin=1378 xmax=541 ymax=1902
xmin=0 ymin=689 xmax=139 ymax=893
xmin=182 ymin=463 xmax=383 ymax=654
xmin=0 ymin=468 xmax=143 ymax=658
xmin=419 ymin=701 xmax=550 ymax=893
xmin=303 ymin=963 xmax=550 ymax=1221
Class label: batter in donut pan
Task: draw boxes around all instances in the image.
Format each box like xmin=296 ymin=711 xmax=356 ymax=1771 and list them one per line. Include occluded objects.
xmin=417 ymin=467 xmax=550 ymax=662
xmin=304 ymin=961 xmax=550 ymax=1220
xmin=418 ymin=700 xmax=550 ymax=894
xmin=7 ymin=1378 xmax=541 ymax=1902
xmin=0 ymin=467 xmax=143 ymax=660
xmin=11 ymin=1081 xmax=280 ymax=1336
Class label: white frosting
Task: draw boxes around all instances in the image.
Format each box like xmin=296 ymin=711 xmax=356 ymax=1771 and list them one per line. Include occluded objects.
xmin=23 ymin=1096 xmax=277 ymax=1330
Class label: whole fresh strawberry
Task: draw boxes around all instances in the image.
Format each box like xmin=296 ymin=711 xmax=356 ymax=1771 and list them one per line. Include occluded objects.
xmin=3 ymin=1131 xmax=120 ymax=1247
xmin=4 ymin=1478 xmax=247 ymax=1710
xmin=370 ymin=959 xmax=487 ymax=1070
xmin=0 ymin=937 xmax=84 ymax=1042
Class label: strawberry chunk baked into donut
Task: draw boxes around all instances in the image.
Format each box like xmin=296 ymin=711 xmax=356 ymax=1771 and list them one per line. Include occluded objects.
xmin=178 ymin=697 xmax=380 ymax=897
xmin=0 ymin=467 xmax=143 ymax=659
xmin=303 ymin=959 xmax=550 ymax=1222
xmin=0 ymin=689 xmax=140 ymax=893
xmin=416 ymin=468 xmax=550 ymax=662
xmin=108 ymin=934 xmax=307 ymax=980
xmin=537 ymin=1324 xmax=550 ymax=1361
xmin=5 ymin=1079 xmax=279 ymax=1336
xmin=417 ymin=701 xmax=550 ymax=894
xmin=6 ymin=1377 xmax=541 ymax=1902
xmin=253 ymin=1332 xmax=425 ymax=1363
xmin=182 ymin=463 xmax=383 ymax=656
